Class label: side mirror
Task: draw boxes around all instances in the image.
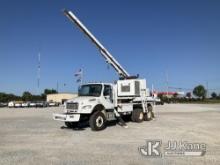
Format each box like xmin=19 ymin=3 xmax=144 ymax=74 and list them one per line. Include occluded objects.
xmin=104 ymin=95 xmax=110 ymax=100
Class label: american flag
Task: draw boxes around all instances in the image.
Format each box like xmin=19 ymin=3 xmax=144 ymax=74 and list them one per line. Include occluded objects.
xmin=74 ymin=69 xmax=83 ymax=83
xmin=74 ymin=69 xmax=82 ymax=77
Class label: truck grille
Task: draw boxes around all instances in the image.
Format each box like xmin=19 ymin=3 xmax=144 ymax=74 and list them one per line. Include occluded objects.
xmin=66 ymin=103 xmax=78 ymax=110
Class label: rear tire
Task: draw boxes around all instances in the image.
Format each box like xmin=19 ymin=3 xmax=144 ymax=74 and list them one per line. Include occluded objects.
xmin=131 ymin=108 xmax=144 ymax=123
xmin=89 ymin=111 xmax=106 ymax=131
xmin=144 ymin=105 xmax=154 ymax=121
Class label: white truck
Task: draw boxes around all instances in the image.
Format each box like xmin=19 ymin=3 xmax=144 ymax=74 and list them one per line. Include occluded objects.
xmin=53 ymin=9 xmax=155 ymax=131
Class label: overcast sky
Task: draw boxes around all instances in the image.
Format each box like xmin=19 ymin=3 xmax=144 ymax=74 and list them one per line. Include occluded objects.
xmin=0 ymin=0 xmax=220 ymax=95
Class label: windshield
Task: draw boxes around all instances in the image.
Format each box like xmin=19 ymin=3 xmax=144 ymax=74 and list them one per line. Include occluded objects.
xmin=78 ymin=84 xmax=102 ymax=97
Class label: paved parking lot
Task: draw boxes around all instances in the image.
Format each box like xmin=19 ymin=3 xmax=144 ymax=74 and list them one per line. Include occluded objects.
xmin=0 ymin=104 xmax=219 ymax=165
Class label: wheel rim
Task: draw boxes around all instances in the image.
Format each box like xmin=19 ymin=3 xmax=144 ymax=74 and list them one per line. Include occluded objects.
xmin=139 ymin=112 xmax=144 ymax=120
xmin=96 ymin=116 xmax=104 ymax=127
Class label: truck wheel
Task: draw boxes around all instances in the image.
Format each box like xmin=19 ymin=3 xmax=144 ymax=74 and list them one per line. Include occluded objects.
xmin=144 ymin=105 xmax=153 ymax=121
xmin=131 ymin=108 xmax=144 ymax=123
xmin=65 ymin=122 xmax=78 ymax=128
xmin=89 ymin=111 xmax=106 ymax=131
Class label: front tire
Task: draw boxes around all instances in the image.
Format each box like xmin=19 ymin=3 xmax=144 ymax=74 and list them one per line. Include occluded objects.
xmin=89 ymin=111 xmax=106 ymax=131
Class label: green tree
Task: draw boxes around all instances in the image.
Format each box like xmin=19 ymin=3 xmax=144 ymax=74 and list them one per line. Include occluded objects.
xmin=173 ymin=93 xmax=178 ymax=98
xmin=22 ymin=91 xmax=32 ymax=101
xmin=193 ymin=85 xmax=206 ymax=99
xmin=211 ymin=92 xmax=217 ymax=99
xmin=157 ymin=93 xmax=163 ymax=99
xmin=186 ymin=92 xmax=191 ymax=98
xmin=44 ymin=89 xmax=58 ymax=95
xmin=32 ymin=95 xmax=43 ymax=101
xmin=0 ymin=93 xmax=8 ymax=102
xmin=40 ymin=89 xmax=58 ymax=101
xmin=0 ymin=92 xmax=21 ymax=102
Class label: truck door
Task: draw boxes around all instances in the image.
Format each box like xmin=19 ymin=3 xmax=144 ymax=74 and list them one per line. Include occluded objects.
xmin=103 ymin=85 xmax=114 ymax=109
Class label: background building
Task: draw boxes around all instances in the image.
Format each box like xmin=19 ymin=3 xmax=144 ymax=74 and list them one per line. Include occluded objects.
xmin=46 ymin=93 xmax=77 ymax=104
xmin=156 ymin=91 xmax=185 ymax=98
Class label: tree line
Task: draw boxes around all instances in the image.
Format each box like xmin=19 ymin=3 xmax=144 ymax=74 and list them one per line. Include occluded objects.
xmin=192 ymin=85 xmax=220 ymax=99
xmin=158 ymin=85 xmax=220 ymax=103
xmin=0 ymin=89 xmax=57 ymax=102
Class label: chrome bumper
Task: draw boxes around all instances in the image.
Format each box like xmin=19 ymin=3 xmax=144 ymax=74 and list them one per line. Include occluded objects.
xmin=53 ymin=113 xmax=80 ymax=122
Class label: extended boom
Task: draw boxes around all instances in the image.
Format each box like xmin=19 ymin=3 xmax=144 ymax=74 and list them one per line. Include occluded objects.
xmin=63 ymin=9 xmax=137 ymax=79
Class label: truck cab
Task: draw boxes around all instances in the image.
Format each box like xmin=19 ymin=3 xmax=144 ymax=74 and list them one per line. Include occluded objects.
xmin=53 ymin=83 xmax=116 ymax=130
xmin=66 ymin=83 xmax=114 ymax=113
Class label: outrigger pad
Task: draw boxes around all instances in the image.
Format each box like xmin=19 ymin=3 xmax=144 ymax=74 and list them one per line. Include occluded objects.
xmin=117 ymin=116 xmax=128 ymax=128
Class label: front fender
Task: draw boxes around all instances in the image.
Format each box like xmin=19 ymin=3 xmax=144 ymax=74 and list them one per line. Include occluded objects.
xmin=79 ymin=102 xmax=105 ymax=114
xmin=92 ymin=104 xmax=105 ymax=113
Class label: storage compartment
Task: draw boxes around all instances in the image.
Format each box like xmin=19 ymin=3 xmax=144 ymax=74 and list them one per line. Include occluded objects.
xmin=117 ymin=104 xmax=133 ymax=112
xmin=117 ymin=79 xmax=147 ymax=97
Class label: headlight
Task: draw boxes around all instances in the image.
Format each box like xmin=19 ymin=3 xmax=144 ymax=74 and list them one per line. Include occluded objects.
xmin=82 ymin=105 xmax=92 ymax=110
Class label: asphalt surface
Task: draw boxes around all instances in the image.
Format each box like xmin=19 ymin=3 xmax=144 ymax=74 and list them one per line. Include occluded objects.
xmin=0 ymin=104 xmax=219 ymax=165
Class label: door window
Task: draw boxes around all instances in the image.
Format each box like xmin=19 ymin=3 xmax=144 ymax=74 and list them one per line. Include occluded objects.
xmin=104 ymin=85 xmax=111 ymax=96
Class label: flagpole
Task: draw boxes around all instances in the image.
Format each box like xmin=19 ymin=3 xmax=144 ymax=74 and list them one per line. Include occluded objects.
xmin=37 ymin=52 xmax=41 ymax=95
xmin=81 ymin=68 xmax=83 ymax=86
